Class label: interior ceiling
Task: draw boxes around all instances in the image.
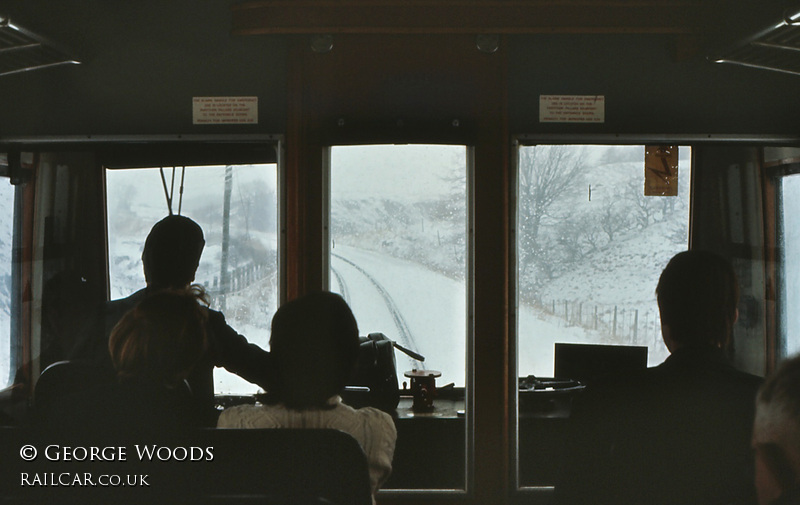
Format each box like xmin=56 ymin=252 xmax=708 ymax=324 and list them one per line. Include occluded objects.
xmin=231 ymin=0 xmax=718 ymax=35
xmin=0 ymin=17 xmax=80 ymax=77
xmin=2 ymin=2 xmax=799 ymax=78
xmin=230 ymin=0 xmax=798 ymax=67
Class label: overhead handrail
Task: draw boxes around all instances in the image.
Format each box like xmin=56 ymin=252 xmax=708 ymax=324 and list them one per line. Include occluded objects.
xmin=159 ymin=166 xmax=187 ymax=215
xmin=0 ymin=17 xmax=80 ymax=77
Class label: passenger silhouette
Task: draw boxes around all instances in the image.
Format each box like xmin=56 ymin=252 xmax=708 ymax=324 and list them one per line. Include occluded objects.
xmin=217 ymin=291 xmax=397 ymax=500
xmin=37 ymin=287 xmax=218 ymax=433
xmin=73 ymin=215 xmax=272 ymax=408
xmin=554 ymin=250 xmax=762 ymax=505
xmin=753 ymin=354 xmax=800 ymax=505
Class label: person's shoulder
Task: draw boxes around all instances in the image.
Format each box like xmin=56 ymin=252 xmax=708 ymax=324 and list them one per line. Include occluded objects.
xmin=203 ymin=308 xmax=239 ymax=340
xmin=217 ymin=404 xmax=267 ymax=428
xmin=205 ymin=307 xmax=232 ymax=330
xmin=350 ymin=406 xmax=396 ymax=435
xmin=105 ymin=288 xmax=147 ymax=312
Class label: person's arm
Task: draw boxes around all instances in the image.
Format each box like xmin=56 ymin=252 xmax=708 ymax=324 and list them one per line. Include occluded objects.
xmin=205 ymin=310 xmax=273 ymax=392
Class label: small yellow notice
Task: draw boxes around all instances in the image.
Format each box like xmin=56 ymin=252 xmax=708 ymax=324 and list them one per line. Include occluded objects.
xmin=192 ymin=96 xmax=258 ymax=125
xmin=644 ymin=145 xmax=678 ymax=196
xmin=539 ymin=95 xmax=605 ymax=123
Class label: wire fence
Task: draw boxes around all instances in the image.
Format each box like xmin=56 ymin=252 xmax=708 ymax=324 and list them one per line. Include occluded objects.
xmin=541 ymin=299 xmax=663 ymax=349
xmin=200 ymin=261 xmax=276 ymax=308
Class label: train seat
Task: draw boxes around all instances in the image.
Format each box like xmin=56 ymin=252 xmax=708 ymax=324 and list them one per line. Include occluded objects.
xmin=202 ymin=428 xmax=373 ymax=505
xmin=33 ymin=360 xmax=113 ymax=415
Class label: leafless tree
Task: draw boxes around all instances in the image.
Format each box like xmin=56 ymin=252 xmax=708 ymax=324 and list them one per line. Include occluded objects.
xmin=599 ymin=199 xmax=629 ymax=242
xmin=625 ymin=179 xmax=659 ymax=229
xmin=518 ymin=145 xmax=587 ymax=281
xmin=581 ymin=214 xmax=603 ymax=252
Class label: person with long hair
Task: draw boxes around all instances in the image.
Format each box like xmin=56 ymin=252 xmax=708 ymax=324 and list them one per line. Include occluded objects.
xmin=218 ymin=292 xmax=397 ymax=498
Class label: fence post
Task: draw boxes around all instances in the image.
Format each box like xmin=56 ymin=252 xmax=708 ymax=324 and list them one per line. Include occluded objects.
xmin=613 ymin=306 xmax=618 ymax=338
xmin=594 ymin=306 xmax=598 ymax=330
xmin=634 ymin=309 xmax=639 ymax=340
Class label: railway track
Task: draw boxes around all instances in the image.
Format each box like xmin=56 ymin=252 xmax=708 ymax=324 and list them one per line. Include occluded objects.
xmin=331 ymin=252 xmax=423 ymax=369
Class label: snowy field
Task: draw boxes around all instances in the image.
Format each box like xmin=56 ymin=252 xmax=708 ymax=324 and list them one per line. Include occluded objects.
xmin=332 ymin=245 xmax=466 ymax=385
xmin=332 ymin=244 xmax=669 ymax=387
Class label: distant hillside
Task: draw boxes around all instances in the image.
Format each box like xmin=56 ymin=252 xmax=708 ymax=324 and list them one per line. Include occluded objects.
xmin=538 ymin=217 xmax=684 ymax=307
xmin=332 ymin=147 xmax=691 ymax=313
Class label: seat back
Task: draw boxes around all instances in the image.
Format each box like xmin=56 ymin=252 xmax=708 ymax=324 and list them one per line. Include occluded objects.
xmin=34 ymin=360 xmax=113 ymax=409
xmin=202 ymin=428 xmax=373 ymax=505
xmin=0 ymin=427 xmax=372 ymax=505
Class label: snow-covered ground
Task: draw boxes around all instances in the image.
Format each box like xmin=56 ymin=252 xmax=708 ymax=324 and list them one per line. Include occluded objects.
xmin=331 ymin=244 xmax=669 ymax=387
xmin=332 ymin=245 xmax=466 ymax=384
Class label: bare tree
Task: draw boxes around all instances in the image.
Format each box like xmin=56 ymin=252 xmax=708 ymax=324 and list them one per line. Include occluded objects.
xmin=581 ymin=213 xmax=603 ymax=252
xmin=599 ymin=199 xmax=629 ymax=242
xmin=518 ymin=145 xmax=587 ymax=282
xmin=625 ymin=179 xmax=658 ymax=229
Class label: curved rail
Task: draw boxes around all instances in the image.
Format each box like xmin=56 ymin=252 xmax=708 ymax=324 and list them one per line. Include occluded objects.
xmin=331 ymin=252 xmax=423 ymax=369
xmin=330 ymin=266 xmax=351 ymax=305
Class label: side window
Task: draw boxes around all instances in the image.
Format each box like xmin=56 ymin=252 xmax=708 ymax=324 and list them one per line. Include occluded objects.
xmin=516 ymin=144 xmax=692 ymax=488
xmin=0 ymin=155 xmax=14 ymax=389
xmin=776 ymin=166 xmax=800 ymax=359
xmin=517 ymin=144 xmax=692 ymax=375
xmin=106 ymin=162 xmax=279 ymax=395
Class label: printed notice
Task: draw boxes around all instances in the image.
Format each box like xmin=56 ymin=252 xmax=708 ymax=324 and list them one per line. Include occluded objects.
xmin=192 ymin=96 xmax=258 ymax=124
xmin=539 ymin=95 xmax=605 ymax=123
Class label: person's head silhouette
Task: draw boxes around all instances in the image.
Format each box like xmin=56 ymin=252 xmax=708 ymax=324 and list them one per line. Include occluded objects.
xmin=656 ymin=250 xmax=739 ymax=352
xmin=142 ymin=215 xmax=205 ymax=289
xmin=268 ymin=291 xmax=360 ymax=410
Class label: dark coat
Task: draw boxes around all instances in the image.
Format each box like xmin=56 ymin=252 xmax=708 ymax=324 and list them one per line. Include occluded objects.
xmin=74 ymin=288 xmax=272 ymax=409
xmin=555 ymin=346 xmax=762 ymax=505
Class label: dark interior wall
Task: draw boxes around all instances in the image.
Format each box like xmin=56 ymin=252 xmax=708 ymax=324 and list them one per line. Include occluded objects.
xmin=0 ymin=1 xmax=799 ymax=137
xmin=0 ymin=1 xmax=287 ymax=136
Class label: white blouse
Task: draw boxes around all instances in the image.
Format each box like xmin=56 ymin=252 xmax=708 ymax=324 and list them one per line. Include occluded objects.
xmin=217 ymin=396 xmax=397 ymax=498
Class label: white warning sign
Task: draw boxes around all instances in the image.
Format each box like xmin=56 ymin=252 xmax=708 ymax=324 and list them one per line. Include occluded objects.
xmin=192 ymin=96 xmax=258 ymax=124
xmin=539 ymin=95 xmax=605 ymax=123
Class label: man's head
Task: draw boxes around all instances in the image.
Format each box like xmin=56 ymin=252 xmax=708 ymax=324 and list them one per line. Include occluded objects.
xmin=656 ymin=250 xmax=739 ymax=350
xmin=753 ymin=355 xmax=800 ymax=504
xmin=141 ymin=215 xmax=205 ymax=289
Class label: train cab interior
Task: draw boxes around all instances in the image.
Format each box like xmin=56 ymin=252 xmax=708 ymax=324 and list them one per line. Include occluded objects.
xmin=2 ymin=1 xmax=800 ymax=504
